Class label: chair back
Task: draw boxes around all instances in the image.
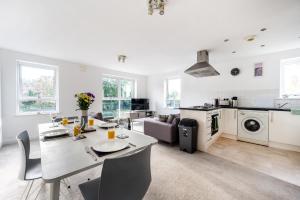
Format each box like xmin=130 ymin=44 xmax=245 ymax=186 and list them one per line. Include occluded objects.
xmin=16 ymin=130 xmax=30 ymax=180
xmin=99 ymin=145 xmax=152 ymax=200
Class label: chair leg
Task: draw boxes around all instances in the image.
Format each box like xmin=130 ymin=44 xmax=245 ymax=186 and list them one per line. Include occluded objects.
xmin=20 ymin=181 xmax=30 ymax=200
xmin=33 ymin=181 xmax=45 ymax=200
xmin=24 ymin=180 xmax=34 ymax=200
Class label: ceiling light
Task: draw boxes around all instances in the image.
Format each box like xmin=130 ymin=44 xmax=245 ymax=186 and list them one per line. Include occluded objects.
xmin=118 ymin=55 xmax=127 ymax=63
xmin=224 ymin=39 xmax=229 ymax=42
xmin=148 ymin=0 xmax=167 ymax=15
xmin=260 ymin=28 xmax=267 ymax=32
xmin=244 ymin=35 xmax=256 ymax=42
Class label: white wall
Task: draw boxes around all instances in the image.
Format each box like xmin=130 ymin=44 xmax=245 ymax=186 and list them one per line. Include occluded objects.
xmin=0 ymin=49 xmax=147 ymax=145
xmin=147 ymin=48 xmax=300 ymax=114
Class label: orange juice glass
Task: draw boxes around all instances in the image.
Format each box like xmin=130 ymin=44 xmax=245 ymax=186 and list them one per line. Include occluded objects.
xmin=62 ymin=118 xmax=68 ymax=125
xmin=73 ymin=125 xmax=81 ymax=137
xmin=88 ymin=118 xmax=94 ymax=126
xmin=108 ymin=129 xmax=115 ymax=139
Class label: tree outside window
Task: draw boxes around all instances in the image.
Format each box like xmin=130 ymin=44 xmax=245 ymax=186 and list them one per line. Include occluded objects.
xmin=165 ymin=78 xmax=181 ymax=108
xmin=17 ymin=61 xmax=59 ymax=114
xmin=102 ymin=77 xmax=135 ymax=118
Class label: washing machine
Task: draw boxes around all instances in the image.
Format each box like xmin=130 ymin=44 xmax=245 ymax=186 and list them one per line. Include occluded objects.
xmin=238 ymin=110 xmax=269 ymax=146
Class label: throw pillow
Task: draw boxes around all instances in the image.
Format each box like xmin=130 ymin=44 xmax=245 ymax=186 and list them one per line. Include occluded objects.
xmin=158 ymin=115 xmax=168 ymax=122
xmin=166 ymin=114 xmax=175 ymax=124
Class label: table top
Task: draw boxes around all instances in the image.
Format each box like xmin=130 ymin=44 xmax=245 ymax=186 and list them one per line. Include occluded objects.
xmin=38 ymin=120 xmax=157 ymax=182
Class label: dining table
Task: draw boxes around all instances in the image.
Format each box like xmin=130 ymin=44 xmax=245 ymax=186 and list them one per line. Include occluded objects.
xmin=38 ymin=119 xmax=157 ymax=200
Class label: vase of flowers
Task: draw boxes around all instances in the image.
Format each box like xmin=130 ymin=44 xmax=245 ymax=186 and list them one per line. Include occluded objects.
xmin=75 ymin=92 xmax=95 ymax=130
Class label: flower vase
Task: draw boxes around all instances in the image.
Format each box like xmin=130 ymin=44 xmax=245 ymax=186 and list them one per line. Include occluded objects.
xmin=81 ymin=110 xmax=88 ymax=130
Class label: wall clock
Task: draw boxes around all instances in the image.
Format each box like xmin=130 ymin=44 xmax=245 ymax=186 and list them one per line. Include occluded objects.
xmin=231 ymin=68 xmax=240 ymax=76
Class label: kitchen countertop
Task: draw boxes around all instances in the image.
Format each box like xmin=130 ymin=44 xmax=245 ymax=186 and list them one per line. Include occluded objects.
xmin=179 ymin=106 xmax=291 ymax=112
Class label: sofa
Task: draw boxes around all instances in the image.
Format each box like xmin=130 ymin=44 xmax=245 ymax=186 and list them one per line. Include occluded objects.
xmin=144 ymin=115 xmax=180 ymax=144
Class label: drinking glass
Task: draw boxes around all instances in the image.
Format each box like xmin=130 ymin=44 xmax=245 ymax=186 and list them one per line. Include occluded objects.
xmin=108 ymin=128 xmax=116 ymax=140
xmin=49 ymin=113 xmax=58 ymax=127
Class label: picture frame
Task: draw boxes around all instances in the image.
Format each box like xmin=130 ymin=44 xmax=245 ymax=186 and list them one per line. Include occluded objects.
xmin=254 ymin=62 xmax=263 ymax=76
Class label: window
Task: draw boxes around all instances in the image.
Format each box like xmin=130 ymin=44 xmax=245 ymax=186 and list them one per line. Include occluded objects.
xmin=165 ymin=78 xmax=181 ymax=108
xmin=102 ymin=76 xmax=135 ymax=118
xmin=17 ymin=61 xmax=59 ymax=114
xmin=280 ymin=57 xmax=300 ymax=98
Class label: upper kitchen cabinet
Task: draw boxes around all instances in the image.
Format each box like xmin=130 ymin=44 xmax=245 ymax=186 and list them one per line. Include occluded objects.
xmin=269 ymin=111 xmax=300 ymax=147
xmin=221 ymin=109 xmax=238 ymax=137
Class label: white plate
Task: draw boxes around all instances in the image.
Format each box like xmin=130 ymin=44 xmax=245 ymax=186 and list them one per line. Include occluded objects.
xmin=92 ymin=140 xmax=129 ymax=153
xmin=98 ymin=122 xmax=118 ymax=129
xmin=43 ymin=128 xmax=70 ymax=138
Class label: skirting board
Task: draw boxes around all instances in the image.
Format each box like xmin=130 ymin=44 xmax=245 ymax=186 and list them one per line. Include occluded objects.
xmin=269 ymin=141 xmax=300 ymax=153
xmin=221 ymin=133 xmax=237 ymax=140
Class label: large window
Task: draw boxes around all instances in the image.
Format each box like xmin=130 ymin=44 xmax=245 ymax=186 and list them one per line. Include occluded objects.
xmin=165 ymin=78 xmax=181 ymax=108
xmin=280 ymin=57 xmax=300 ymax=98
xmin=17 ymin=61 xmax=59 ymax=114
xmin=102 ymin=76 xmax=135 ymax=118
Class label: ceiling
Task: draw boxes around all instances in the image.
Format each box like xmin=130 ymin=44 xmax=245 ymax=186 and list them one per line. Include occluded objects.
xmin=0 ymin=0 xmax=300 ymax=75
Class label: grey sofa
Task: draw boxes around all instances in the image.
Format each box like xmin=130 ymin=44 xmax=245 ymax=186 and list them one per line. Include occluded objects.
xmin=144 ymin=117 xmax=180 ymax=144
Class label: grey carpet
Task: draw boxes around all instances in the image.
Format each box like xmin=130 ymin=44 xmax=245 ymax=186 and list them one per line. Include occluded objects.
xmin=1 ymin=141 xmax=300 ymax=200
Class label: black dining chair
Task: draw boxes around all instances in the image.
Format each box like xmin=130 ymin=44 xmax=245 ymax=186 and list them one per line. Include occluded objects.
xmin=79 ymin=145 xmax=152 ymax=200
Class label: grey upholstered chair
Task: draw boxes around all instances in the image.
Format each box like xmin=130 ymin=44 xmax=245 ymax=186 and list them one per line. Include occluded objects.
xmin=17 ymin=130 xmax=72 ymax=200
xmin=16 ymin=130 xmax=43 ymax=200
xmin=79 ymin=145 xmax=152 ymax=200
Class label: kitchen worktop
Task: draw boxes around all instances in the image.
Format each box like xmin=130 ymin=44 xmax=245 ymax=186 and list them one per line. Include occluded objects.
xmin=179 ymin=106 xmax=291 ymax=112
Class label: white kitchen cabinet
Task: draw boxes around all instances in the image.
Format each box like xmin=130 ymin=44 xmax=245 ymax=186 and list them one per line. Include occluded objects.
xmin=221 ymin=109 xmax=238 ymax=136
xmin=269 ymin=111 xmax=300 ymax=147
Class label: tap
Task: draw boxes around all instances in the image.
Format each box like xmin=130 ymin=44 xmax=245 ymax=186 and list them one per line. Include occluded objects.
xmin=278 ymin=102 xmax=289 ymax=109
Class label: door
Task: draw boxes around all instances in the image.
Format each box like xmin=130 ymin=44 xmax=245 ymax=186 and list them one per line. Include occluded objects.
xmin=269 ymin=111 xmax=300 ymax=146
xmin=222 ymin=109 xmax=238 ymax=135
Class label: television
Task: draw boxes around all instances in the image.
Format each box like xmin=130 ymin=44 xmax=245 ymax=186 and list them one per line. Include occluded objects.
xmin=131 ymin=98 xmax=149 ymax=110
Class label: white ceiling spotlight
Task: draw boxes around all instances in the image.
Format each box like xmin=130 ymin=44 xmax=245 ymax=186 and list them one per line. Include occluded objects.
xmin=148 ymin=0 xmax=167 ymax=15
xmin=118 ymin=55 xmax=127 ymax=63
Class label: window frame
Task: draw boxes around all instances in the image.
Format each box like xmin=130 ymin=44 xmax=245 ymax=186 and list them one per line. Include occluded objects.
xmin=16 ymin=60 xmax=59 ymax=115
xmin=102 ymin=75 xmax=136 ymax=118
xmin=280 ymin=57 xmax=300 ymax=99
xmin=164 ymin=77 xmax=181 ymax=108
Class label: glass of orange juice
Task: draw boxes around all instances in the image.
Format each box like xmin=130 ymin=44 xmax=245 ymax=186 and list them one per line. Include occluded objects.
xmin=107 ymin=128 xmax=115 ymax=140
xmin=62 ymin=117 xmax=68 ymax=126
xmin=73 ymin=124 xmax=81 ymax=137
xmin=88 ymin=118 xmax=94 ymax=126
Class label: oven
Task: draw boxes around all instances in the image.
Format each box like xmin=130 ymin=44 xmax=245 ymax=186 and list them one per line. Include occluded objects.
xmin=211 ymin=111 xmax=219 ymax=136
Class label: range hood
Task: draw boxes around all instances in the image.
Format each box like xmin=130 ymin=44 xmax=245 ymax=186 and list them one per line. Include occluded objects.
xmin=184 ymin=50 xmax=220 ymax=77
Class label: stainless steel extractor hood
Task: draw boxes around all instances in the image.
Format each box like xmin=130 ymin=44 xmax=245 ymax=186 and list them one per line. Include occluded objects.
xmin=184 ymin=50 xmax=220 ymax=77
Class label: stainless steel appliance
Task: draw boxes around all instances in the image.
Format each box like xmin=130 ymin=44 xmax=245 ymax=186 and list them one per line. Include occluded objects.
xmin=206 ymin=110 xmax=220 ymax=141
xmin=232 ymin=96 xmax=238 ymax=107
xmin=184 ymin=50 xmax=220 ymax=78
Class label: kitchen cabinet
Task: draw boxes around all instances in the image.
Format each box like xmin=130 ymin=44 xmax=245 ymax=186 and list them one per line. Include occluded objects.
xmin=269 ymin=111 xmax=300 ymax=147
xmin=221 ymin=109 xmax=238 ymax=136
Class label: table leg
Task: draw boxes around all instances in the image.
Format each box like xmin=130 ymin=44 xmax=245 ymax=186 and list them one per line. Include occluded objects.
xmin=50 ymin=180 xmax=60 ymax=200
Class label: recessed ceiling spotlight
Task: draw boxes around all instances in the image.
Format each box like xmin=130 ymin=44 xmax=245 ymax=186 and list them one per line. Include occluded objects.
xmin=224 ymin=39 xmax=229 ymax=42
xmin=232 ymin=51 xmax=236 ymax=54
xmin=244 ymin=35 xmax=256 ymax=42
xmin=118 ymin=55 xmax=127 ymax=63
xmin=260 ymin=44 xmax=265 ymax=47
xmin=260 ymin=28 xmax=267 ymax=32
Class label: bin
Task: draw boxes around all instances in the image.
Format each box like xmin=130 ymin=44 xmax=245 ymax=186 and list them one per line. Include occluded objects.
xmin=178 ymin=118 xmax=198 ymax=153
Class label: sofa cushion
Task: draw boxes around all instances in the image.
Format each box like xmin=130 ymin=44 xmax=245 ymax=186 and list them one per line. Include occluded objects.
xmin=166 ymin=114 xmax=175 ymax=124
xmin=158 ymin=115 xmax=168 ymax=122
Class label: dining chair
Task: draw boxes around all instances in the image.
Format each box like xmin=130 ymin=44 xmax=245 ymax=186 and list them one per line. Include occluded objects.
xmin=79 ymin=145 xmax=152 ymax=200
xmin=16 ymin=130 xmax=44 ymax=200
xmin=17 ymin=130 xmax=72 ymax=200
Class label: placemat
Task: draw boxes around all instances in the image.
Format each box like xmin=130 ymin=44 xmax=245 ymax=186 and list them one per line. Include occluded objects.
xmin=91 ymin=146 xmax=130 ymax=157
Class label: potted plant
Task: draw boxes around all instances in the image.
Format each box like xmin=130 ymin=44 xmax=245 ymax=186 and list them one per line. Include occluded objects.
xmin=75 ymin=92 xmax=95 ymax=130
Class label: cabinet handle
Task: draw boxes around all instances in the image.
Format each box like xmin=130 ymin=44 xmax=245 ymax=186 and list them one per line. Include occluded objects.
xmin=270 ymin=112 xmax=274 ymax=123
